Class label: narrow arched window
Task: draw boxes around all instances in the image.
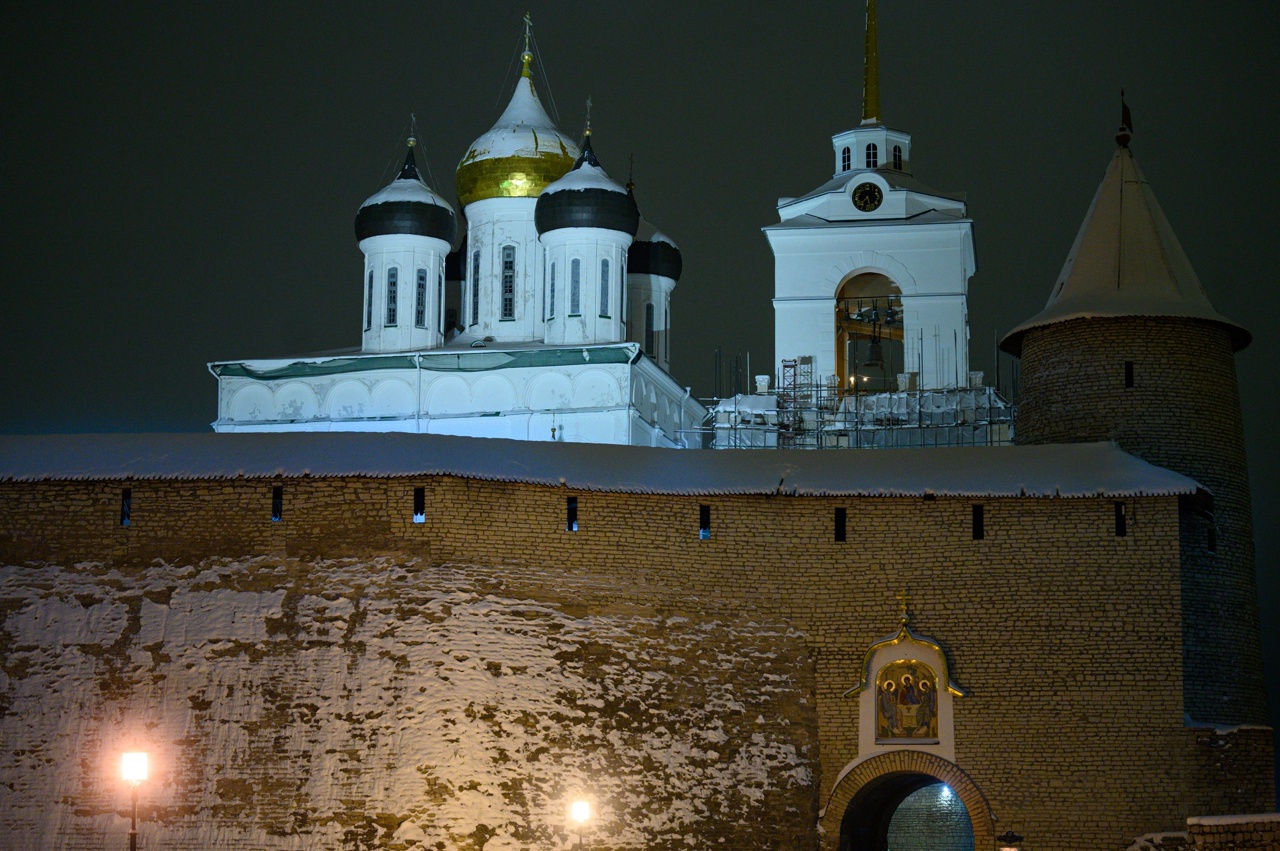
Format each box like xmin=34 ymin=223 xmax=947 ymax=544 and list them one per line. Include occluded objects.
xmin=570 ymin=258 xmax=581 ymax=315
xmin=438 ymin=269 xmax=445 ymax=331
xmin=841 ymin=146 xmax=851 ymax=171
xmin=549 ymin=262 xmax=556 ymax=318
xmin=470 ymin=250 xmax=480 ymax=326
xmin=365 ymin=270 xmax=373 ymax=331
xmin=599 ymin=258 xmax=610 ymax=317
xmin=893 ymin=144 xmax=902 ymax=170
xmin=415 ymin=268 xmax=427 ymax=328
xmin=500 ymin=245 xmax=515 ymax=319
xmin=386 ymin=267 xmax=398 ymax=325
xmin=645 ymin=303 xmax=655 ymax=354
xmin=865 ymin=143 xmax=879 ymax=169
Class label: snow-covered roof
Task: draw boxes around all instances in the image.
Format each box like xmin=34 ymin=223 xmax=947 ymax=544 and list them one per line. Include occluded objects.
xmin=1002 ymin=145 xmax=1249 ymax=355
xmin=0 ymin=434 xmax=1201 ymax=498
xmin=359 ymin=177 xmax=451 ymax=210
xmin=785 ymin=170 xmax=966 ymax=208
xmin=764 ymin=208 xmax=968 ymax=232
xmin=635 ymin=215 xmax=677 ymax=248
xmin=458 ymin=73 xmax=578 ymax=166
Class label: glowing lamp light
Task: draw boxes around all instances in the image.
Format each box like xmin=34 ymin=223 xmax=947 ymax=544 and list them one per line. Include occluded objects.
xmin=121 ymin=752 xmax=148 ymax=785
xmin=570 ymin=800 xmax=590 ymax=824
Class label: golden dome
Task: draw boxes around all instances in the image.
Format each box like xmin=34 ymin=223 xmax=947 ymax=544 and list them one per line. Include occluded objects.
xmin=456 ymin=55 xmax=579 ymax=208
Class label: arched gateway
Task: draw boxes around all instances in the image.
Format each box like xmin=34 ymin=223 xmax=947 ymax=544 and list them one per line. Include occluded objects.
xmin=831 ymin=751 xmax=993 ymax=850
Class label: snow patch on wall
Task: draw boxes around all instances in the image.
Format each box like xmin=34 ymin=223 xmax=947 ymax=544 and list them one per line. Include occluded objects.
xmin=0 ymin=557 xmax=814 ymax=850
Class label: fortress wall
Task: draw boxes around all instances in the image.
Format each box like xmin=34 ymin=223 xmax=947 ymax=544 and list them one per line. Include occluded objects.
xmin=0 ymin=475 xmax=1273 ymax=850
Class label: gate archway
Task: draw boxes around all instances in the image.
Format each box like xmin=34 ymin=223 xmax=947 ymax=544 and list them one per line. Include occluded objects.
xmin=828 ymin=751 xmax=993 ymax=851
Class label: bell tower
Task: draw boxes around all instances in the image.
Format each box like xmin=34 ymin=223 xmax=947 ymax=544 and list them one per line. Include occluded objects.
xmin=765 ymin=0 xmax=974 ymax=393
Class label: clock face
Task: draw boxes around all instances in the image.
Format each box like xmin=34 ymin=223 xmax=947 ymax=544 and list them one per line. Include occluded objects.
xmin=852 ymin=182 xmax=883 ymax=212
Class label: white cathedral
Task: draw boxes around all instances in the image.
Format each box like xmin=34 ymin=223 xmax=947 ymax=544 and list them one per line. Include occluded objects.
xmin=210 ymin=12 xmax=991 ymax=450
xmin=211 ymin=34 xmax=702 ymax=448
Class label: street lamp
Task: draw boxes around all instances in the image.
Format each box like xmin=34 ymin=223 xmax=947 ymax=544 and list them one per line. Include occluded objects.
xmin=996 ymin=829 xmax=1024 ymax=851
xmin=569 ymin=800 xmax=590 ymax=850
xmin=121 ymin=752 xmax=148 ymax=851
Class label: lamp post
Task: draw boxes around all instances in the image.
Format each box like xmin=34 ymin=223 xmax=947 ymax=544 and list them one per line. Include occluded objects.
xmin=121 ymin=752 xmax=148 ymax=851
xmin=569 ymin=800 xmax=590 ymax=850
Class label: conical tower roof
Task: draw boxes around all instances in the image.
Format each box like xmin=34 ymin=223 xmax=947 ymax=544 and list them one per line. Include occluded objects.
xmin=1001 ymin=144 xmax=1249 ymax=355
xmin=455 ymin=49 xmax=579 ymax=208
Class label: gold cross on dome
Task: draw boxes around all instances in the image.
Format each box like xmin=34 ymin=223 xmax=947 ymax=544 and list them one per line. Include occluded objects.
xmin=523 ymin=13 xmax=532 ymax=52
xmin=895 ymin=588 xmax=912 ymax=624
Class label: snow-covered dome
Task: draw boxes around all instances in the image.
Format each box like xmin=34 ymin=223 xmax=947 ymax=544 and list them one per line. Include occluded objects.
xmin=455 ymin=53 xmax=579 ymax=209
xmin=355 ymin=144 xmax=457 ymax=244
xmin=535 ymin=134 xmax=639 ymax=235
xmin=628 ymin=214 xmax=683 ymax=282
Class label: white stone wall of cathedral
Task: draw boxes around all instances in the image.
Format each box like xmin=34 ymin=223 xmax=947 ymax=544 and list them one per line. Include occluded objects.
xmin=540 ymin=227 xmax=631 ymax=346
xmin=358 ymin=234 xmax=450 ymax=353
xmin=627 ymin=273 xmax=675 ymax=372
xmin=770 ymin=225 xmax=972 ymax=389
xmin=213 ymin=356 xmax=702 ymax=448
xmin=463 ymin=197 xmax=544 ymax=343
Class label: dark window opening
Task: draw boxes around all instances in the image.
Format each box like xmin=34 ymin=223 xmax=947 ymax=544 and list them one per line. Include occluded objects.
xmin=645 ymin=303 xmax=655 ymax=354
xmin=865 ymin=143 xmax=879 ymax=168
xmin=470 ymin=250 xmax=480 ymax=326
xmin=1124 ymin=360 xmax=1134 ymax=388
xmin=570 ymin=258 xmax=581 ymax=315
xmin=1207 ymin=526 xmax=1217 ymax=553
xmin=415 ymin=268 xmax=428 ymax=328
xmin=893 ymin=144 xmax=903 ymax=170
xmin=972 ymin=504 xmax=985 ymax=540
xmin=501 ymin=246 xmax=516 ymax=319
xmin=841 ymin=146 xmax=851 ymax=171
xmin=413 ymin=486 xmax=426 ymax=524
xmin=699 ymin=504 xmax=711 ymax=540
xmin=271 ymin=485 xmax=283 ymax=522
xmin=599 ymin=258 xmax=610 ymax=317
xmin=834 ymin=507 xmax=847 ymax=542
xmin=566 ymin=496 xmax=578 ymax=532
xmin=120 ymin=488 xmax=131 ymax=527
xmin=1114 ymin=501 xmax=1127 ymax=537
xmin=386 ymin=267 xmax=398 ymax=325
xmin=365 ymin=271 xmax=374 ymax=331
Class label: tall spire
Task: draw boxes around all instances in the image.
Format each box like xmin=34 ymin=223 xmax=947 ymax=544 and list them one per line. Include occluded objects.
xmin=861 ymin=0 xmax=881 ymax=125
xmin=521 ymin=12 xmax=533 ymax=78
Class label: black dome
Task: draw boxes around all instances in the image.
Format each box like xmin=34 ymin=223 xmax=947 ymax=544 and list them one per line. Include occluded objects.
xmin=355 ymin=147 xmax=457 ymax=244
xmin=534 ymin=136 xmax=639 ymax=236
xmin=628 ymin=239 xmax=683 ymax=281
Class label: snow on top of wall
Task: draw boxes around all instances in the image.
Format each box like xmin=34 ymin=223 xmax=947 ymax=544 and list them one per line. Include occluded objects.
xmin=0 ymin=433 xmax=1200 ymax=497
xmin=1186 ymin=813 xmax=1280 ymax=826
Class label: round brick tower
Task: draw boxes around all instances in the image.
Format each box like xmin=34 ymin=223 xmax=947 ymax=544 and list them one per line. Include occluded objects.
xmin=1000 ymin=127 xmax=1266 ymax=726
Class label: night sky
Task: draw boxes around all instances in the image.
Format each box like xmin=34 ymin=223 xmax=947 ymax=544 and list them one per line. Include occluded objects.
xmin=3 ymin=2 xmax=1277 ymax=787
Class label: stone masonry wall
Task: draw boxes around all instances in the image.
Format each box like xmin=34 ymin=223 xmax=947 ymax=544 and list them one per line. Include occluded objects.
xmin=0 ymin=475 xmax=1275 ymax=850
xmin=1015 ymin=316 xmax=1266 ymax=727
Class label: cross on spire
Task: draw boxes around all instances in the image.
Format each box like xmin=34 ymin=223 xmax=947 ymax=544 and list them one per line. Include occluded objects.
xmin=521 ymin=13 xmax=533 ymax=77
xmin=895 ymin=588 xmax=912 ymax=624
xmin=585 ymin=95 xmax=593 ymax=135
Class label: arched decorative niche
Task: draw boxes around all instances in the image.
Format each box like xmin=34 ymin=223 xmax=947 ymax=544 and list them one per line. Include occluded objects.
xmin=844 ymin=608 xmax=964 ymax=763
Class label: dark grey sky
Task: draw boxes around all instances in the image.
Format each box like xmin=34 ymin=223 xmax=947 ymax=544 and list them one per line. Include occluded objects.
xmin=2 ymin=2 xmax=1277 ymax=785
